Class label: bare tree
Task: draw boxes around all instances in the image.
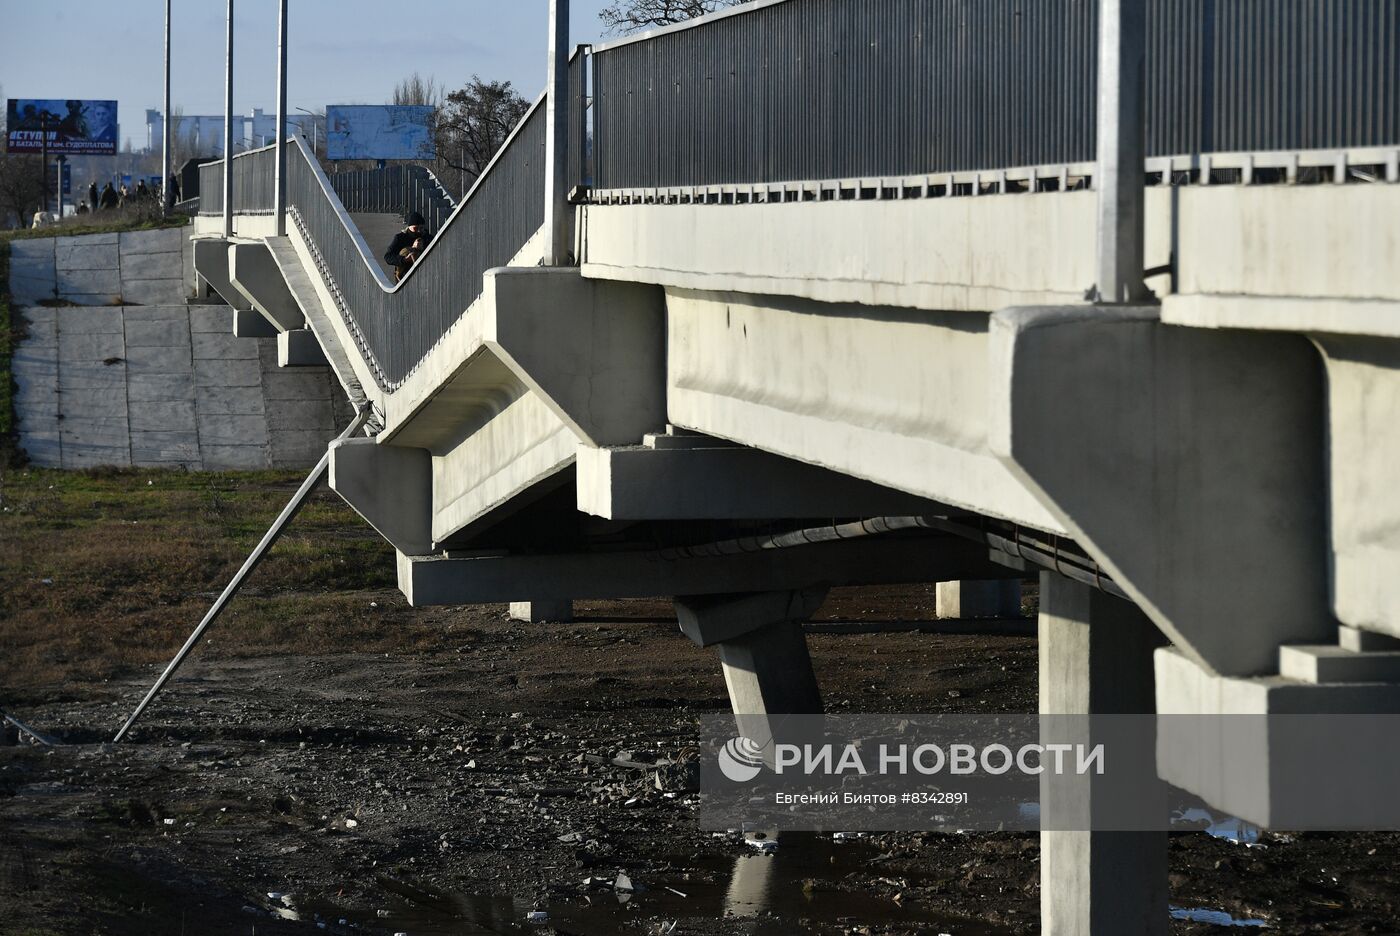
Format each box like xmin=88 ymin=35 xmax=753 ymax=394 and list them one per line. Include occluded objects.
xmin=599 ymin=0 xmax=740 ymax=34
xmin=0 ymin=155 xmax=46 ymax=228
xmin=393 ymin=73 xmax=441 ymax=108
xmin=434 ymin=77 xmax=531 ymax=195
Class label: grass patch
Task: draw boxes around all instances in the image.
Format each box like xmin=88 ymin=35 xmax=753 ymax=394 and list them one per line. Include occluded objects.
xmin=0 ymin=239 xmax=17 ymax=467
xmin=0 ymin=206 xmax=190 ymax=246
xmin=0 ymin=466 xmax=436 ymax=704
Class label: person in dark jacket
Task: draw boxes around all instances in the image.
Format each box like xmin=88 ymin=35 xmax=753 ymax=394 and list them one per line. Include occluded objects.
xmin=383 ymin=211 xmax=430 ymax=282
xmin=99 ymin=183 xmax=119 ymax=210
xmin=88 ymin=181 xmax=99 ymax=211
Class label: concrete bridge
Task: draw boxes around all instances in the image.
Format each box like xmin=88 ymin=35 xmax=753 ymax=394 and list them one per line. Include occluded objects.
xmin=190 ymin=1 xmax=1400 ymax=931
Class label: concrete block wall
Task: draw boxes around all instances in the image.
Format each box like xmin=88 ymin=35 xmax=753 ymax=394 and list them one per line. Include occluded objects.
xmin=9 ymin=228 xmax=350 ymax=470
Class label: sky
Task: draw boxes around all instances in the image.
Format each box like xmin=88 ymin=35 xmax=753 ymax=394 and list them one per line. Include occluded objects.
xmin=0 ymin=0 xmax=617 ymax=150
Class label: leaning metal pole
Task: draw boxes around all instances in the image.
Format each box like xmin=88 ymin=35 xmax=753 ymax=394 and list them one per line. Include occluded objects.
xmin=162 ymin=0 xmax=172 ymax=214
xmin=542 ymin=0 xmax=571 ymax=264
xmin=113 ymin=406 xmax=371 ymax=743
xmin=273 ymin=0 xmax=288 ymax=235
xmin=222 ymin=0 xmax=234 ymax=238
xmin=1093 ymin=0 xmax=1149 ymax=303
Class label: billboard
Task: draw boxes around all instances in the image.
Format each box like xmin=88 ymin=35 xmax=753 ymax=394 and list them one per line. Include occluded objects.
xmin=325 ymin=105 xmax=434 ymax=161
xmin=7 ymin=99 xmax=118 ymax=155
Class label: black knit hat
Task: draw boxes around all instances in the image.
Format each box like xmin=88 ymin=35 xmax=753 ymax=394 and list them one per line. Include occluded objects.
xmin=406 ymin=211 xmax=425 ymax=227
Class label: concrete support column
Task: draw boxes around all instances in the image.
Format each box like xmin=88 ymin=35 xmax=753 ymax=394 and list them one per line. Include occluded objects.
xmin=936 ymin=579 xmax=1021 ymax=619
xmin=509 ymin=600 xmax=573 ymax=624
xmin=676 ymin=588 xmax=827 ymax=750
xmin=1039 ymin=572 xmax=1167 ymax=936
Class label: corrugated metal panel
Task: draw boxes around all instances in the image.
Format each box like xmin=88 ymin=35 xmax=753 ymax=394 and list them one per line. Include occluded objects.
xmin=593 ymin=0 xmax=1399 ymax=188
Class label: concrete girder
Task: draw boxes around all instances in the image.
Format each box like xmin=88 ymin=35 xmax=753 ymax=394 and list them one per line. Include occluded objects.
xmin=663 ymin=289 xmax=1062 ymax=531
xmin=278 ymin=329 xmax=330 ymax=368
xmin=1311 ymin=336 xmax=1400 ymax=639
xmin=576 ymin=434 xmax=942 ymax=520
xmin=328 ymin=438 xmax=433 ymax=556
xmin=232 ymin=308 xmax=279 ymax=338
xmin=989 ymin=304 xmax=1330 ymax=677
xmin=396 ymin=536 xmax=1007 ymax=607
xmin=228 ymin=241 xmax=305 ymax=332
xmin=482 ymin=266 xmax=666 ymax=448
xmin=191 ymin=237 xmax=253 ymax=311
xmin=1155 ymin=646 xmax=1400 ymax=830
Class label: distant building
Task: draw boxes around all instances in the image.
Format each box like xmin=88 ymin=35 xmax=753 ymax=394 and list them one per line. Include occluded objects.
xmin=144 ymin=108 xmax=322 ymax=156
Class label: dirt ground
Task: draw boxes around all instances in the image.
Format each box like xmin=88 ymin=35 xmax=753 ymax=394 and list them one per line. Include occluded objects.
xmin=3 ymin=468 xmax=1400 ymax=935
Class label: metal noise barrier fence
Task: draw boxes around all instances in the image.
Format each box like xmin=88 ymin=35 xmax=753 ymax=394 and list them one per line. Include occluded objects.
xmin=569 ymin=46 xmax=590 ymax=189
xmin=198 ymin=145 xmax=278 ymax=216
xmin=329 ymin=165 xmax=456 ymax=233
xmin=591 ymin=0 xmax=1400 ymax=189
xmin=285 ymin=100 xmax=549 ymax=388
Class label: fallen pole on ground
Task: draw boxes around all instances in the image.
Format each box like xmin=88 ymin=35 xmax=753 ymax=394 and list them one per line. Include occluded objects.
xmin=3 ymin=713 xmax=60 ymax=747
xmin=113 ymin=405 xmax=372 ymax=743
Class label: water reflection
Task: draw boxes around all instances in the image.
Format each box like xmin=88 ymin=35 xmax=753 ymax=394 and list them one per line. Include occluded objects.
xmin=1171 ymin=905 xmax=1270 ymax=927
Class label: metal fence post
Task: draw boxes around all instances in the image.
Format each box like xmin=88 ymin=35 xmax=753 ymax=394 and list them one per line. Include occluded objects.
xmin=1093 ymin=0 xmax=1150 ymax=304
xmin=162 ymin=0 xmax=172 ymax=214
xmin=274 ymin=0 xmax=288 ymax=234
xmin=543 ymin=0 xmax=571 ymax=265
xmin=222 ymin=0 xmax=234 ymax=237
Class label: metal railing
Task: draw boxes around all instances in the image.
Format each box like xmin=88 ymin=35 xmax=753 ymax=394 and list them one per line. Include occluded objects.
xmin=198 ymin=143 xmax=279 ymax=216
xmin=284 ymin=96 xmax=549 ymax=389
xmin=329 ymin=165 xmax=456 ymax=232
xmin=591 ymin=0 xmax=1400 ymax=189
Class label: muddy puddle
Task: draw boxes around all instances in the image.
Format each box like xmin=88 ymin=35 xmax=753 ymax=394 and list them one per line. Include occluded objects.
xmin=296 ymin=834 xmax=1011 ymax=935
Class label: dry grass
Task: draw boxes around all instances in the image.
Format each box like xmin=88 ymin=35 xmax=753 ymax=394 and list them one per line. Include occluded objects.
xmin=0 ymin=466 xmax=450 ymax=703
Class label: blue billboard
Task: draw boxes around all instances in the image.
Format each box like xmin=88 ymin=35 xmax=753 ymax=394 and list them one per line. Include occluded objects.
xmin=325 ymin=105 xmax=434 ymax=161
xmin=7 ymin=99 xmax=118 ymax=155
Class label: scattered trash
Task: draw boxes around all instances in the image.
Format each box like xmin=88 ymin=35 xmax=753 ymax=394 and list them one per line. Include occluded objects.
xmin=163 ymin=818 xmax=176 ymax=826
xmin=344 ymin=818 xmax=359 ymax=829
xmin=377 ymin=909 xmax=391 ymax=918
xmin=665 ymin=886 xmax=688 ymax=898
xmin=615 ymin=872 xmax=635 ymax=892
xmin=526 ymin=909 xmax=550 ymax=924
xmin=746 ymin=838 xmax=779 ymax=854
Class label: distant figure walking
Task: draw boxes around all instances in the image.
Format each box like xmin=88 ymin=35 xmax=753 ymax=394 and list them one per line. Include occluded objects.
xmin=135 ymin=180 xmax=150 ymax=201
xmin=99 ymin=183 xmax=119 ymax=210
xmin=88 ymin=181 xmax=99 ymax=211
xmin=383 ymin=211 xmax=431 ymax=282
xmin=168 ymin=173 xmax=181 ymax=203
